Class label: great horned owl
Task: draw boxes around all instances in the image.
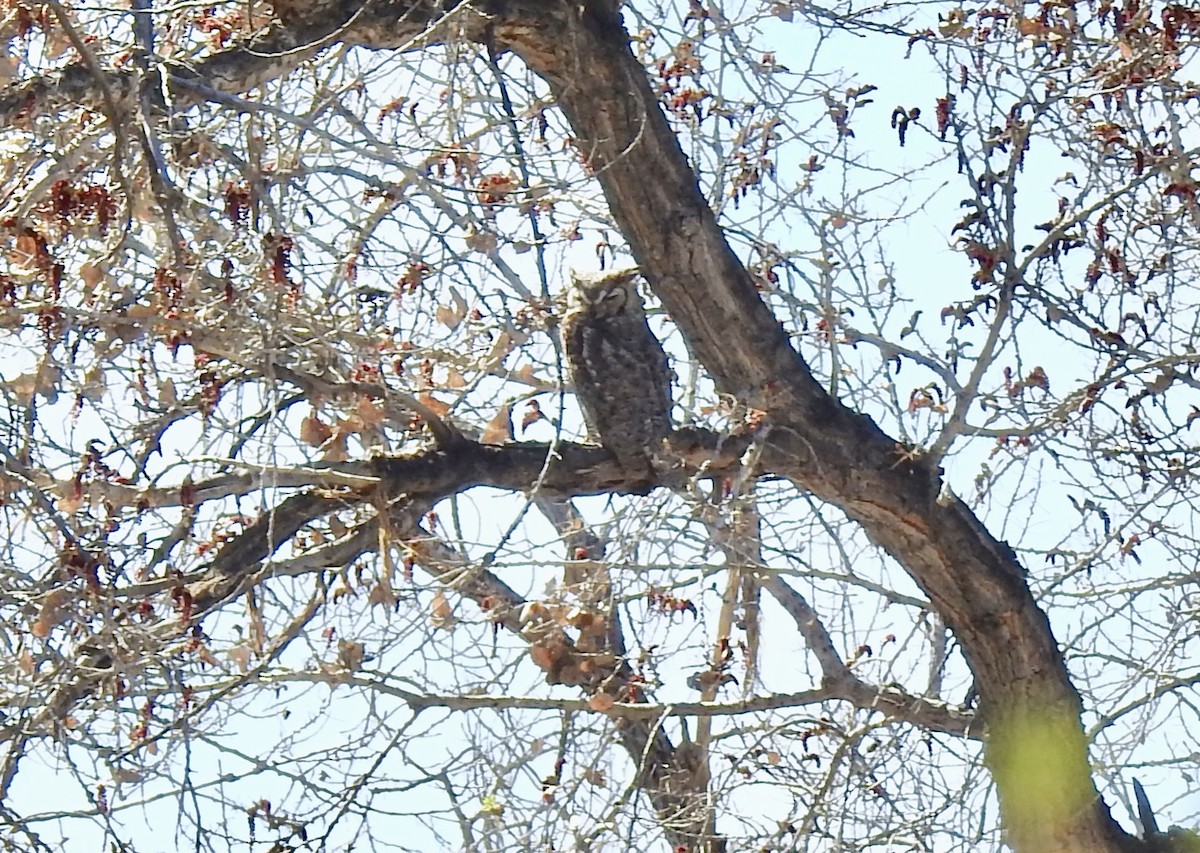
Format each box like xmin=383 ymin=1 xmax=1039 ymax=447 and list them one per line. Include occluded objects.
xmin=561 ymin=269 xmax=673 ymax=481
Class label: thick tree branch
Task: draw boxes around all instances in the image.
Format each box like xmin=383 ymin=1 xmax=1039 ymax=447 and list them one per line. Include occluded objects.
xmin=256 ymin=673 xmax=977 ymax=735
xmin=485 ymin=5 xmax=1131 ymax=851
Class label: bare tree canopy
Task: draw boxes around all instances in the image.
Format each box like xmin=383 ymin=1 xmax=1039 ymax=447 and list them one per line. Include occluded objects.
xmin=0 ymin=0 xmax=1199 ymax=850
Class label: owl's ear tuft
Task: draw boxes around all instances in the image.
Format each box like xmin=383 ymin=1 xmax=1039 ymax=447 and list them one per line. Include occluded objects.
xmin=570 ymin=267 xmax=640 ymax=287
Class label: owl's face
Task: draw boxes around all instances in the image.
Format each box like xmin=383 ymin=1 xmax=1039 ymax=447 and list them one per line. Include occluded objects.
xmin=568 ymin=269 xmax=641 ymax=320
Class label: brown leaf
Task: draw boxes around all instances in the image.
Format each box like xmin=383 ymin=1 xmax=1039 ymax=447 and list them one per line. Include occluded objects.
xmin=520 ymin=400 xmax=545 ymax=432
xmin=111 ymin=767 xmax=142 ymax=784
xmin=356 ymin=396 xmax=386 ymax=429
xmin=529 ymin=643 xmax=555 ymax=670
xmin=58 ymin=491 xmax=85 ymax=516
xmin=246 ymin=595 xmax=266 ymax=656
xmin=464 ymin=227 xmax=498 ymax=254
xmin=10 ymin=369 xmax=37 ymax=403
xmin=10 ymin=234 xmax=42 ymax=271
xmin=322 ymin=432 xmax=349 ymax=462
xmin=588 ymin=692 xmax=616 ymax=713
xmin=481 ymin=404 xmax=513 ymax=445
xmin=31 ymin=589 xmax=72 ymax=638
xmin=337 ymin=639 xmax=365 ymax=671
xmin=937 ymin=9 xmax=973 ymax=38
xmin=79 ymin=367 xmax=107 ymax=402
xmin=418 ymin=394 xmax=451 ymax=417
xmin=1015 ymin=16 xmax=1046 ymax=36
xmin=367 ymin=580 xmax=397 ymax=608
xmin=434 ymin=286 xmax=467 ymax=328
xmin=583 ymin=768 xmax=607 ymax=787
xmin=300 ymin=412 xmax=332 ymax=446
xmin=227 ymin=644 xmax=252 ymax=673
xmin=80 ymin=262 xmax=106 ymax=292
xmin=520 ymin=601 xmax=549 ymax=623
xmin=430 ymin=589 xmax=456 ymax=630
xmin=155 ymin=377 xmax=176 ymax=407
xmin=11 ymin=370 xmax=52 ymax=404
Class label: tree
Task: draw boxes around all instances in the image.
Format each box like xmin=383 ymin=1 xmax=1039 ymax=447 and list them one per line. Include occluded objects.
xmin=0 ymin=0 xmax=1198 ymax=849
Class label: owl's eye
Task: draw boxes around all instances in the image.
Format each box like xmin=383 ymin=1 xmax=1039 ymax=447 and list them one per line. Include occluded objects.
xmin=604 ymin=290 xmax=623 ymax=301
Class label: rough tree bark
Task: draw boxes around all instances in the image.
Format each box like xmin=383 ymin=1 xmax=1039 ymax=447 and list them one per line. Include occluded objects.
xmin=486 ymin=4 xmax=1131 ymax=851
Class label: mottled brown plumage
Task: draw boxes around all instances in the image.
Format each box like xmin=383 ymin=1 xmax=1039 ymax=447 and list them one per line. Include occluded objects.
xmin=561 ymin=269 xmax=673 ymax=481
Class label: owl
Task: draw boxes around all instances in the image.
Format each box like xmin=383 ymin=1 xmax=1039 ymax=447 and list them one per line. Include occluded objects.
xmin=561 ymin=269 xmax=674 ymax=483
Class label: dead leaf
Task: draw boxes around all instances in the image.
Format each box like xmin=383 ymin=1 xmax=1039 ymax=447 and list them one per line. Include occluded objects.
xmin=418 ymin=394 xmax=451 ymax=417
xmin=588 ymin=692 xmax=616 ymax=713
xmin=80 ymin=262 xmax=106 ymax=292
xmin=111 ymin=767 xmax=142 ymax=784
xmin=480 ymin=404 xmax=512 ymax=445
xmin=529 ymin=643 xmax=555 ymax=669
xmin=435 ymin=286 xmax=468 ymax=328
xmin=31 ymin=589 xmax=72 ymax=637
xmin=356 ymin=396 xmax=386 ymax=429
xmin=937 ymin=8 xmax=974 ymax=38
xmin=513 ymin=365 xmax=539 ymax=385
xmin=337 ymin=639 xmax=365 ymax=671
xmin=322 ymin=433 xmax=349 ymax=462
xmin=1146 ymin=371 xmax=1174 ymax=395
xmin=11 ymin=366 xmax=61 ymax=404
xmin=58 ymin=492 xmax=85 ymax=515
xmin=520 ymin=401 xmax=545 ymax=432
xmin=444 ymin=367 xmax=467 ymax=389
xmin=566 ymin=607 xmax=598 ymax=629
xmin=300 ymin=412 xmax=332 ymax=446
xmin=464 ymin=227 xmax=498 ymax=254
xmin=430 ymin=589 xmax=457 ymax=630
xmin=520 ymin=601 xmax=549 ymax=623
xmin=246 ymin=594 xmax=266 ymax=655
xmin=1015 ymin=16 xmax=1045 ymax=36
xmin=367 ymin=580 xmax=397 ymax=608
xmin=9 ymin=234 xmax=42 ymax=271
xmin=75 ymin=364 xmax=106 ymax=403
xmin=227 ymin=644 xmax=252 ymax=672
xmin=583 ymin=768 xmax=607 ymax=787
